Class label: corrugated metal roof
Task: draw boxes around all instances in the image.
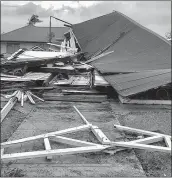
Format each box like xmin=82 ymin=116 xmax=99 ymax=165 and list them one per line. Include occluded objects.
xmin=1 ymin=25 xmax=69 ymax=43
xmin=104 ymin=69 xmax=171 ymax=97
xmin=72 ymin=11 xmax=171 ymax=72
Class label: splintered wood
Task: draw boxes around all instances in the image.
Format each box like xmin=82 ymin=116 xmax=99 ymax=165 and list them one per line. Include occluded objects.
xmin=1 ymin=89 xmax=44 ymax=122
xmin=1 ymin=106 xmax=171 ymax=162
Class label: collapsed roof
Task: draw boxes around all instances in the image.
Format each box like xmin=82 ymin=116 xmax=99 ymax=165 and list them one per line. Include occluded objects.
xmin=70 ymin=11 xmax=171 ymax=97
xmin=104 ymin=69 xmax=171 ymax=97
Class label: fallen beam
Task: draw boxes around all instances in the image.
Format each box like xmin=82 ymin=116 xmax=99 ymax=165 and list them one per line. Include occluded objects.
xmin=44 ymin=137 xmax=52 ymax=160
xmin=1 ymin=125 xmax=90 ymax=148
xmin=73 ymin=106 xmax=90 ymax=125
xmin=1 ymin=145 xmax=108 ymax=161
xmin=111 ymin=141 xmax=171 ymax=154
xmin=114 ymin=124 xmax=171 ymax=138
xmin=129 ymin=135 xmax=164 ymax=144
xmin=1 ymin=97 xmax=17 ymax=122
xmin=51 ymin=136 xmax=100 ymax=147
xmin=119 ymin=95 xmax=171 ymax=105
xmin=91 ymin=125 xmax=111 ymax=145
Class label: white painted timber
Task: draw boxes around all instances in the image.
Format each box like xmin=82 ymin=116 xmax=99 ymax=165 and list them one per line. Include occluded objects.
xmin=1 ymin=125 xmax=90 ymax=148
xmin=26 ymin=92 xmax=35 ymax=104
xmin=111 ymin=141 xmax=171 ymax=154
xmin=91 ymin=125 xmax=111 ymax=144
xmin=27 ymin=91 xmax=44 ymax=102
xmin=164 ymin=136 xmax=171 ymax=149
xmin=73 ymin=106 xmax=90 ymax=125
xmin=51 ymin=136 xmax=100 ymax=147
xmin=1 ymin=97 xmax=17 ymax=122
xmin=44 ymin=137 xmax=52 ymax=160
xmin=1 ymin=145 xmax=109 ymax=161
xmin=114 ymin=124 xmax=171 ymax=138
xmin=129 ymin=135 xmax=164 ymax=144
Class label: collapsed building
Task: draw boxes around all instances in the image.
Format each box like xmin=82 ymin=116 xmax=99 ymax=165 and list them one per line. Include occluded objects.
xmin=0 ymin=10 xmax=171 ymax=168
xmin=61 ymin=11 xmax=171 ymax=103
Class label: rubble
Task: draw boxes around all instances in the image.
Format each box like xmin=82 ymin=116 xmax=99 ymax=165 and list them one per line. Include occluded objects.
xmin=1 ymin=12 xmax=171 ymax=174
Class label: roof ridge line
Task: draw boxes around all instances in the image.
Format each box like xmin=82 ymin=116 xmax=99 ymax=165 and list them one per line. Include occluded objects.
xmin=115 ymin=11 xmax=171 ymax=45
xmin=1 ymin=25 xmax=30 ymax=35
xmin=73 ymin=11 xmax=116 ymax=26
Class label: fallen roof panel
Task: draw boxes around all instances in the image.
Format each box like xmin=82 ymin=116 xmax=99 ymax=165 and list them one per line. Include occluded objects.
xmin=103 ymin=69 xmax=171 ymax=97
xmin=72 ymin=11 xmax=171 ymax=72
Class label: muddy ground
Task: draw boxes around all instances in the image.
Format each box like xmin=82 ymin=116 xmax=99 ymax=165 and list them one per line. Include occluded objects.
xmin=1 ymin=97 xmax=171 ymax=177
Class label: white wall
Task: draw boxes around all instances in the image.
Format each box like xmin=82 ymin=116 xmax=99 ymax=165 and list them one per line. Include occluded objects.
xmin=1 ymin=42 xmax=50 ymax=54
xmin=1 ymin=42 xmax=7 ymax=54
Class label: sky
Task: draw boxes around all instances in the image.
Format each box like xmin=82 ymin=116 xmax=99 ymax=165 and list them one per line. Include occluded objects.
xmin=1 ymin=1 xmax=171 ymax=37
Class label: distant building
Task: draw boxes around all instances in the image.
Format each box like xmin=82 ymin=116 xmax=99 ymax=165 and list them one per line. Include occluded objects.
xmin=1 ymin=24 xmax=69 ymax=54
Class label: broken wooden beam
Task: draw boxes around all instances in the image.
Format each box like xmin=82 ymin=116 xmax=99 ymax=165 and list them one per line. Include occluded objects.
xmin=91 ymin=125 xmax=111 ymax=145
xmin=1 ymin=145 xmax=108 ymax=161
xmin=1 ymin=97 xmax=17 ymax=122
xmin=44 ymin=137 xmax=52 ymax=160
xmin=73 ymin=106 xmax=90 ymax=125
xmin=1 ymin=125 xmax=90 ymax=148
xmin=111 ymin=141 xmax=171 ymax=154
xmin=114 ymin=124 xmax=171 ymax=138
xmin=51 ymin=136 xmax=100 ymax=147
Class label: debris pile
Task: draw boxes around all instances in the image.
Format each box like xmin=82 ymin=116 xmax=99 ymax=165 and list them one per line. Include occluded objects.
xmin=1 ymin=11 xmax=171 ymax=164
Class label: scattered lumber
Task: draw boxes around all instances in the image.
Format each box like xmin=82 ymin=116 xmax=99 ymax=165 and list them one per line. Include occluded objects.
xmin=1 ymin=96 xmax=17 ymax=122
xmin=38 ymin=66 xmax=76 ymax=74
xmin=43 ymin=94 xmax=107 ymax=103
xmin=62 ymin=89 xmax=106 ymax=95
xmin=113 ymin=124 xmax=171 ymax=154
xmin=1 ymin=106 xmax=171 ymax=162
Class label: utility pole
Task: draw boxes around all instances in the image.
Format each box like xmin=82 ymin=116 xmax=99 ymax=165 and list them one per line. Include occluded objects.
xmin=49 ymin=16 xmax=72 ymax=43
xmin=49 ymin=16 xmax=52 ymax=43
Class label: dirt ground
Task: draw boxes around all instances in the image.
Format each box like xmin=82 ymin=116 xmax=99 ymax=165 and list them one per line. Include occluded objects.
xmin=1 ymin=97 xmax=171 ymax=177
xmin=110 ymin=102 xmax=171 ymax=177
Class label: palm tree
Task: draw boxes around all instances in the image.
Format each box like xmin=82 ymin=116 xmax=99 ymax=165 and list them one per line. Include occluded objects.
xmin=28 ymin=15 xmax=43 ymax=25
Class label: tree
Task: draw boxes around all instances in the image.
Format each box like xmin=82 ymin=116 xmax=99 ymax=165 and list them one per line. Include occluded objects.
xmin=165 ymin=32 xmax=171 ymax=40
xmin=28 ymin=15 xmax=43 ymax=25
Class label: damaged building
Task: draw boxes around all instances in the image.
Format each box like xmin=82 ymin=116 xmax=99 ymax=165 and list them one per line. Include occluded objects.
xmin=1 ymin=11 xmax=171 ymax=174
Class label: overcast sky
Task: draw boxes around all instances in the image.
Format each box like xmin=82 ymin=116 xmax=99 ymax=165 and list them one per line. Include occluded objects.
xmin=1 ymin=1 xmax=171 ymax=37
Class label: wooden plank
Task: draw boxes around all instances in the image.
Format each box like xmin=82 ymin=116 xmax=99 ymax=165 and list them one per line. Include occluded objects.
xmin=129 ymin=135 xmax=164 ymax=144
xmin=23 ymin=94 xmax=28 ymax=102
xmin=119 ymin=95 xmax=171 ymax=105
xmin=16 ymin=90 xmax=22 ymax=101
xmin=21 ymin=92 xmax=24 ymax=107
xmin=164 ymin=136 xmax=171 ymax=148
xmin=38 ymin=66 xmax=75 ymax=74
xmin=111 ymin=141 xmax=171 ymax=154
xmin=114 ymin=124 xmax=171 ymax=138
xmin=27 ymin=91 xmax=44 ymax=102
xmin=1 ymin=97 xmax=17 ymax=122
xmin=62 ymin=89 xmax=103 ymax=95
xmin=73 ymin=106 xmax=90 ymax=125
xmin=3 ymin=90 xmax=18 ymax=99
xmin=91 ymin=125 xmax=111 ymax=144
xmin=1 ymin=148 xmax=4 ymax=156
xmin=1 ymin=125 xmax=90 ymax=148
xmin=44 ymin=137 xmax=52 ymax=160
xmin=26 ymin=92 xmax=35 ymax=104
xmin=1 ymin=145 xmax=108 ymax=161
xmin=51 ymin=136 xmax=100 ymax=147
xmin=44 ymin=97 xmax=104 ymax=103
